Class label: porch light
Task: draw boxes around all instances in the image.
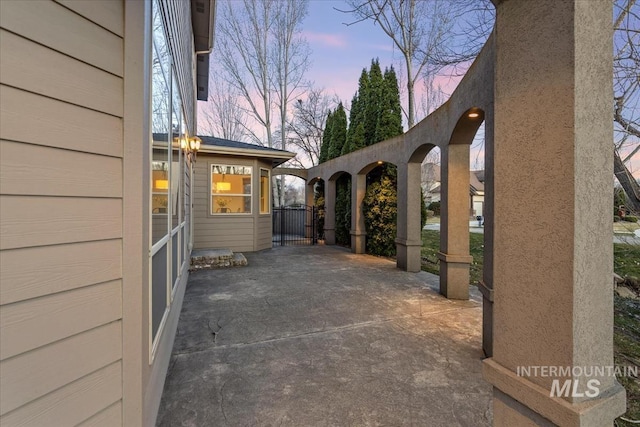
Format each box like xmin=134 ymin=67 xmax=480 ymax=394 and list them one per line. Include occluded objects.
xmin=468 ymin=112 xmax=480 ymax=118
xmin=189 ymin=136 xmax=201 ymax=152
xmin=377 ymin=161 xmax=383 ymax=165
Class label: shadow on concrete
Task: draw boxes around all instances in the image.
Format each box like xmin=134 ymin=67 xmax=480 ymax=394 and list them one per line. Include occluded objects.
xmin=157 ymin=245 xmax=492 ymax=426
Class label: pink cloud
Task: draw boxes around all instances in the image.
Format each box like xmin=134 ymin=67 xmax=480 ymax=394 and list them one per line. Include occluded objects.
xmin=302 ymin=31 xmax=347 ymax=48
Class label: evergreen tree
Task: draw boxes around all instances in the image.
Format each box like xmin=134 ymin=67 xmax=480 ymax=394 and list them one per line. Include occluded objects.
xmin=363 ymin=176 xmax=397 ymax=256
xmin=364 ymin=59 xmax=383 ymax=145
xmin=318 ymin=110 xmax=333 ymax=163
xmin=375 ymin=66 xmax=403 ymax=143
xmin=344 ymin=69 xmax=369 ymax=154
xmin=335 ymin=176 xmax=351 ymax=246
xmin=328 ymin=103 xmax=347 ymax=159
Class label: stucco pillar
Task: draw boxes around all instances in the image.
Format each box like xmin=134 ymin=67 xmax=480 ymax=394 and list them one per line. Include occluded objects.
xmin=396 ymin=162 xmax=422 ymax=272
xmin=350 ymin=174 xmax=366 ymax=253
xmin=324 ymin=179 xmax=336 ymax=245
xmin=305 ymin=182 xmax=314 ymax=239
xmin=480 ymin=107 xmax=495 ymax=358
xmin=439 ymin=143 xmax=472 ymax=300
xmin=483 ymin=1 xmax=626 ymax=425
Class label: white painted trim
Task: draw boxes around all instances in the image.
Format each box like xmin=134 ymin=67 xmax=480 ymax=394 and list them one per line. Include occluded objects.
xmin=210 ymin=163 xmax=253 ymax=215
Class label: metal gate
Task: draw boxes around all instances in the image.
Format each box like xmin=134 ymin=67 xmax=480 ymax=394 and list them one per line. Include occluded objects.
xmin=272 ymin=205 xmax=319 ymax=246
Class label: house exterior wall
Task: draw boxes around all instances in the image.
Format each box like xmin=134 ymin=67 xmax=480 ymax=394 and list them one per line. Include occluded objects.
xmin=0 ymin=1 xmax=203 ymax=425
xmin=194 ymin=155 xmax=273 ymax=252
xmin=0 ymin=1 xmax=125 ymax=424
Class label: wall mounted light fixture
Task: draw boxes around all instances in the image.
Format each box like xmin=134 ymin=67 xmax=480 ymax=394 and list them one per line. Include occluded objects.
xmin=179 ymin=136 xmax=202 ymax=162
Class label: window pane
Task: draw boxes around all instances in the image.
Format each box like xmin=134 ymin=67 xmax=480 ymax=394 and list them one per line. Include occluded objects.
xmin=151 ymin=1 xmax=170 ymax=246
xmin=212 ymin=196 xmax=251 ymax=214
xmin=172 ymin=232 xmax=179 ymax=290
xmin=210 ymin=164 xmax=252 ymax=214
xmin=151 ymin=244 xmax=168 ymax=340
xmin=171 ymin=74 xmax=182 ymax=229
xmin=152 ymin=149 xmax=169 ymax=244
xmin=260 ymin=169 xmax=269 ymax=214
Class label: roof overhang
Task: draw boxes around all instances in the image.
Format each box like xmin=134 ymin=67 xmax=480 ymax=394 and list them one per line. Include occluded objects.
xmin=191 ymin=0 xmax=216 ymax=101
xmin=198 ymin=145 xmax=296 ymax=168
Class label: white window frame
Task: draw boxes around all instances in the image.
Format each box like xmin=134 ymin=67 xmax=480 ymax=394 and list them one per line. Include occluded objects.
xmin=210 ymin=164 xmax=253 ymax=215
xmin=259 ymin=168 xmax=271 ymax=215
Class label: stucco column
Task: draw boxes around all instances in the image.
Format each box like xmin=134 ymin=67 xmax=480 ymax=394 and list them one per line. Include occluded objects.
xmin=350 ymin=173 xmax=366 ymax=253
xmin=324 ymin=178 xmax=336 ymax=245
xmin=305 ymin=182 xmax=315 ymax=239
xmin=483 ymin=1 xmax=626 ymax=425
xmin=480 ymin=107 xmax=494 ymax=358
xmin=396 ymin=162 xmax=422 ymax=272
xmin=439 ymin=143 xmax=472 ymax=300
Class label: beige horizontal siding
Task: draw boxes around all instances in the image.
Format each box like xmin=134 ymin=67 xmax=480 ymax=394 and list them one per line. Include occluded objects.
xmin=0 ymin=0 xmax=123 ymax=76
xmin=0 ymin=321 xmax=122 ymax=415
xmin=256 ymin=216 xmax=272 ymax=250
xmin=0 ymin=1 xmax=125 ymax=422
xmin=0 ymin=140 xmax=122 ymax=198
xmin=78 ymin=401 xmax=123 ymax=427
xmin=54 ymin=0 xmax=124 ymax=37
xmin=0 ymin=280 xmax=122 ymax=360
xmin=0 ymin=196 xmax=122 ymax=250
xmin=0 ymin=240 xmax=121 ymax=305
xmin=0 ymin=361 xmax=122 ymax=427
xmin=0 ymin=85 xmax=123 ymax=157
xmin=0 ymin=29 xmax=122 ymax=116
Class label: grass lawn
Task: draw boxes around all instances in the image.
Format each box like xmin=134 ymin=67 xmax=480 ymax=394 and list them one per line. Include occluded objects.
xmin=420 ymin=229 xmax=640 ymax=425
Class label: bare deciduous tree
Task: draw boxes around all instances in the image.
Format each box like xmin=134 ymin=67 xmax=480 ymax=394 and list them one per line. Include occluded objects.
xmin=286 ymin=87 xmax=335 ymax=166
xmin=613 ymin=0 xmax=640 ymax=212
xmin=339 ymin=0 xmax=493 ymax=128
xmin=217 ymin=0 xmax=276 ymax=147
xmin=216 ymin=0 xmax=310 ymax=205
xmin=200 ymin=77 xmax=248 ymax=141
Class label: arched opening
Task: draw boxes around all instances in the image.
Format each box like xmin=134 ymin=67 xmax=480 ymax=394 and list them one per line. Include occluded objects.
xmin=356 ymin=160 xmax=399 ymax=256
xmin=436 ymin=108 xmax=485 ymax=300
xmin=323 ymin=171 xmax=351 ymax=247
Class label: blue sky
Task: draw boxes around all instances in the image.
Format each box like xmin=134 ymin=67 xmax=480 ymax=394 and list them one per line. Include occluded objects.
xmin=303 ymin=1 xmax=396 ymax=101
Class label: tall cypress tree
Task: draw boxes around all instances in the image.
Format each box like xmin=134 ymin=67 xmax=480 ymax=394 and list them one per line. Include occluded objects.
xmin=375 ymin=66 xmax=403 ymax=143
xmin=364 ymin=59 xmax=383 ymax=146
xmin=318 ymin=110 xmax=333 ymax=164
xmin=328 ymin=103 xmax=347 ymax=160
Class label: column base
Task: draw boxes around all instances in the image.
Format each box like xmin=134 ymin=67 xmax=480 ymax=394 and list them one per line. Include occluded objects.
xmin=395 ymin=238 xmax=422 ymax=272
xmin=483 ymin=358 xmax=627 ymax=427
xmin=324 ymin=228 xmax=335 ymax=245
xmin=350 ymin=231 xmax=366 ymax=254
xmin=437 ymin=252 xmax=472 ymax=300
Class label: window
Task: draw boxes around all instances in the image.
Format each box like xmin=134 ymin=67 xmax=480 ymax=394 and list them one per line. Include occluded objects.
xmin=260 ymin=168 xmax=270 ymax=214
xmin=211 ymin=165 xmax=252 ymax=214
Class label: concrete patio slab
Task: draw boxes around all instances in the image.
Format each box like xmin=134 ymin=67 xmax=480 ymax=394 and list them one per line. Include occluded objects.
xmin=157 ymin=245 xmax=492 ymax=426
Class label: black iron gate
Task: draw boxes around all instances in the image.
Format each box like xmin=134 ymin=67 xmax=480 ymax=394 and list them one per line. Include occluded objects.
xmin=272 ymin=205 xmax=319 ymax=246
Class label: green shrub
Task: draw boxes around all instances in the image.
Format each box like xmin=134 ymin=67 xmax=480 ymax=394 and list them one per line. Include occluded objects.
xmin=363 ymin=176 xmax=397 ymax=256
xmin=420 ymin=189 xmax=428 ymax=229
xmin=623 ymin=215 xmax=638 ymax=223
xmin=428 ymin=201 xmax=441 ymax=216
xmin=335 ymin=177 xmax=351 ymax=246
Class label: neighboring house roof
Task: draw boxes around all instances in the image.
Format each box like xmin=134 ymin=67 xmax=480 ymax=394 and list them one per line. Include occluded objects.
xmin=421 ymin=162 xmax=485 ymax=195
xmin=197 ymin=135 xmax=296 ymax=167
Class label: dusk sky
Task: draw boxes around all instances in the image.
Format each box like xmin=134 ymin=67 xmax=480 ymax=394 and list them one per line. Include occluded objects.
xmin=303 ymin=0 xmax=463 ymax=117
xmin=204 ymin=0 xmax=639 ymax=177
